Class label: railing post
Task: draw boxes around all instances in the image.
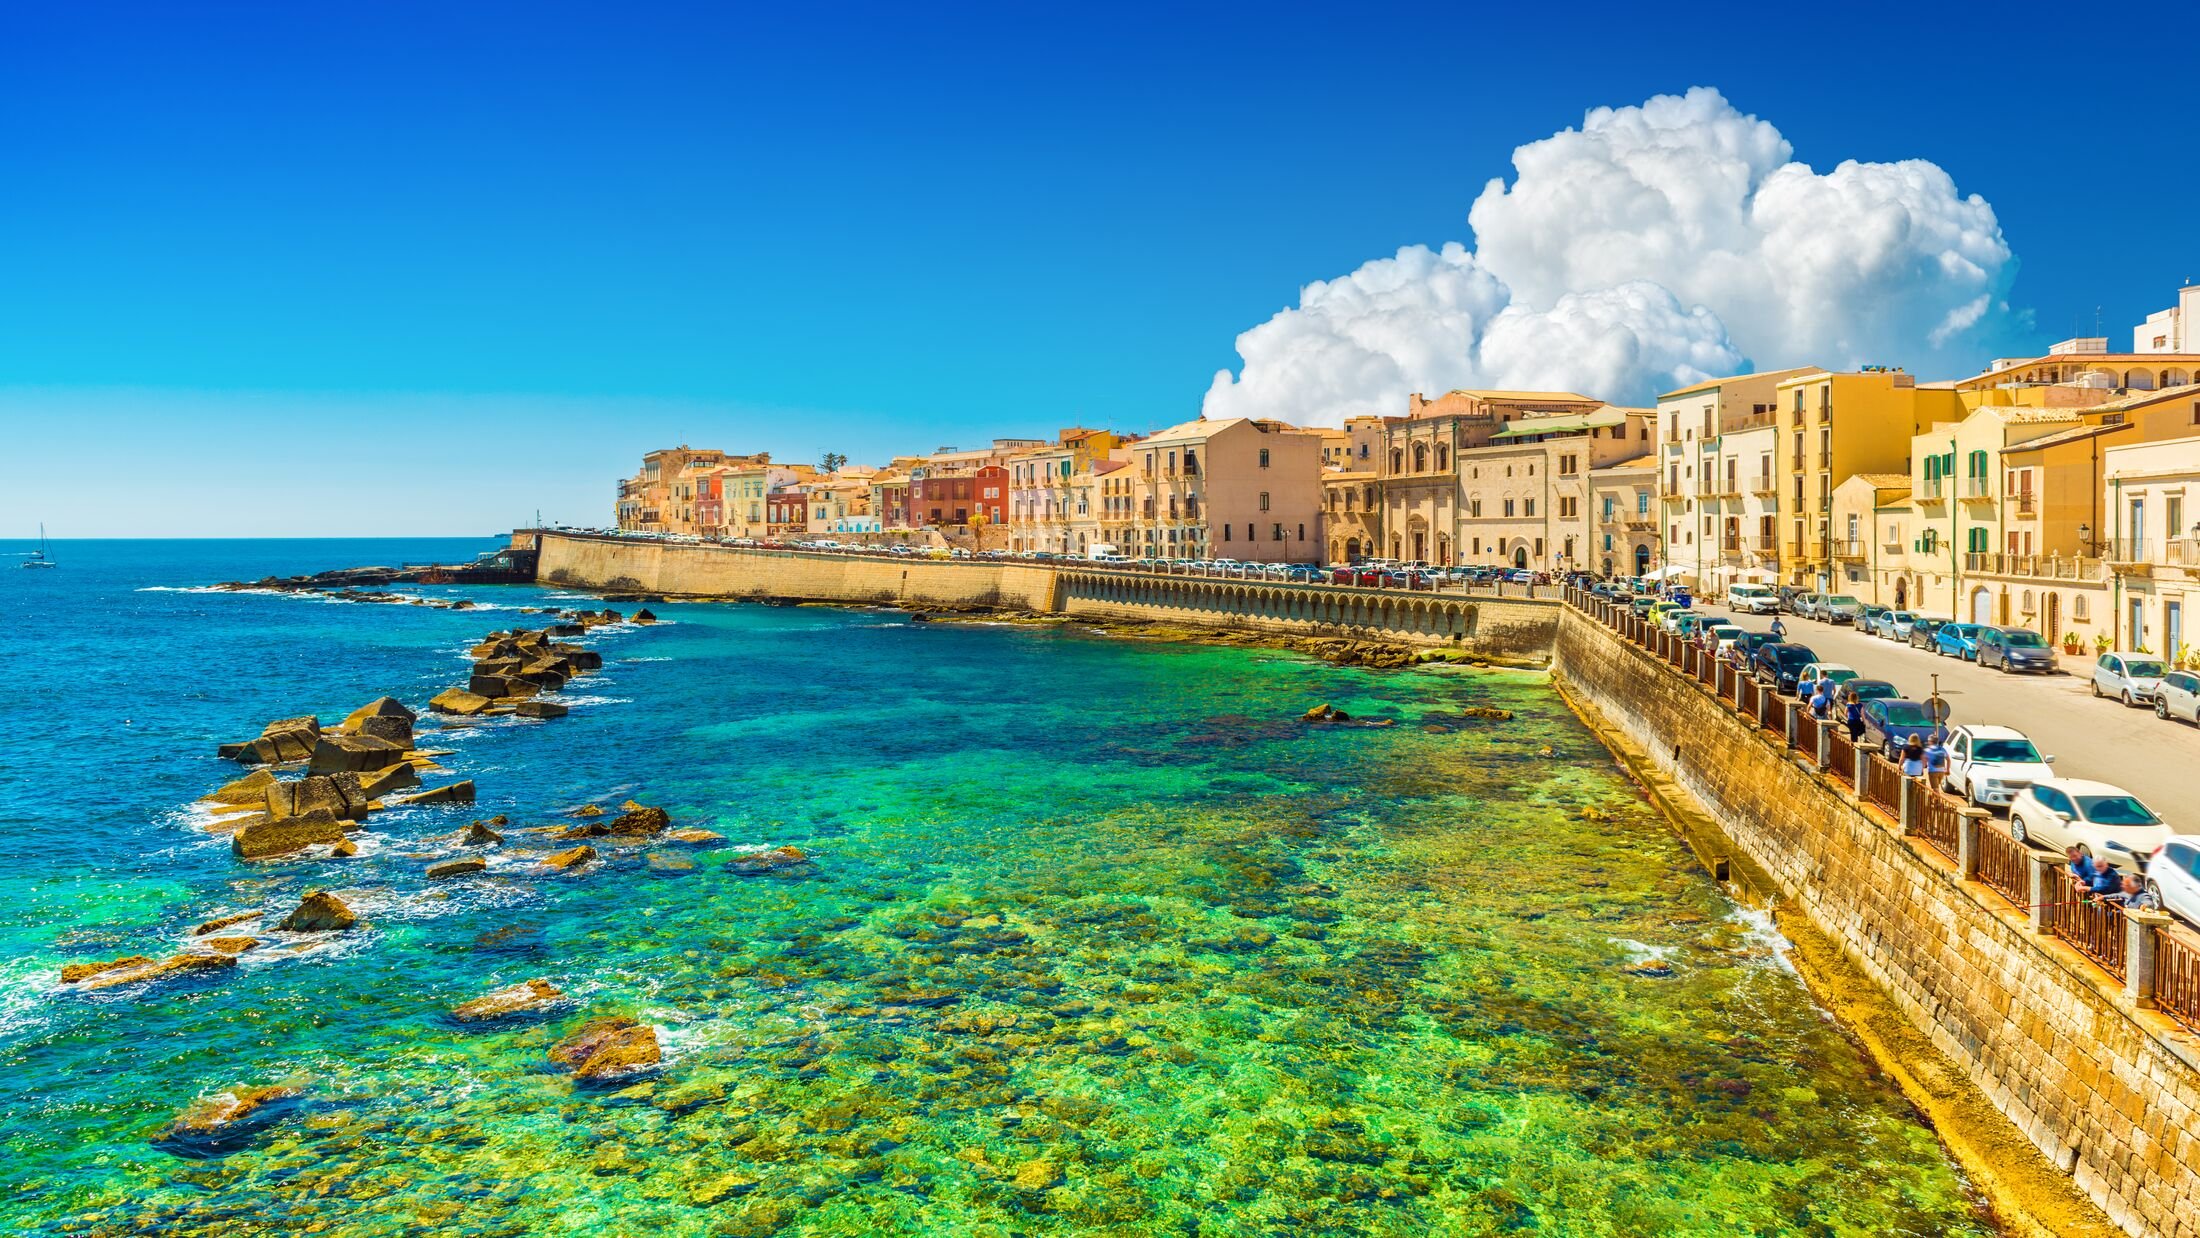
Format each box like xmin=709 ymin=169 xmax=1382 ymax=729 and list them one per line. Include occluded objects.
xmin=1783 ymin=699 xmax=1799 ymax=749
xmin=1816 ymin=716 xmax=1833 ymax=769
xmin=2026 ymin=855 xmax=2058 ymax=935
xmin=2126 ymin=910 xmax=2168 ymax=1008
xmin=1898 ymin=776 xmax=1915 ymax=835
xmin=1956 ymin=807 xmax=1986 ymax=881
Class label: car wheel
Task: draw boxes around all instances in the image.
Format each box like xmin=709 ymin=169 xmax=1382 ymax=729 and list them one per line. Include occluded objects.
xmin=2158 ymin=697 xmax=2173 ymax=720
xmin=2123 ymin=690 xmax=2136 ymax=708
xmin=2091 ymin=679 xmax=2102 ymax=697
xmin=2010 ymin=816 xmax=2028 ymax=845
xmin=2149 ymin=879 xmax=2165 ymax=905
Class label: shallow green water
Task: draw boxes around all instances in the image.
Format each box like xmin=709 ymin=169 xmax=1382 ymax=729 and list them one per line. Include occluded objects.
xmin=1 ymin=543 xmax=1992 ymax=1236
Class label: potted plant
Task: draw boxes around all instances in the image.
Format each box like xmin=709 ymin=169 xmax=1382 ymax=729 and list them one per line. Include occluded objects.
xmin=2095 ymin=632 xmax=2113 ymax=655
xmin=2179 ymin=641 xmax=2193 ymax=670
xmin=2062 ymin=630 xmax=2082 ymax=655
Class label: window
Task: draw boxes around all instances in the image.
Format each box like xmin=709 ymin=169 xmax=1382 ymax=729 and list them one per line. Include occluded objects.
xmin=1222 ymin=524 xmax=1231 ymax=542
xmin=1258 ymin=491 xmax=1270 ymax=512
xmin=1390 ymin=448 xmax=1403 ymax=472
xmin=1258 ymin=448 xmax=1271 ymax=469
xmin=1436 ymin=445 xmax=1450 ymax=470
xmin=1636 ymin=493 xmax=1649 ymax=515
xmin=1524 ymin=499 xmax=1536 ymax=517
xmin=1967 ymin=528 xmax=1988 ymax=553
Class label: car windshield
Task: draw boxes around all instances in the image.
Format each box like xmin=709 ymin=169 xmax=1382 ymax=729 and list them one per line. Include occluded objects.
xmin=1820 ymin=669 xmax=1860 ymax=682
xmin=1878 ymin=702 xmax=1936 ymax=725
xmin=2002 ymin=630 xmax=2046 ymax=647
xmin=1944 ymin=625 xmax=1975 ymax=638
xmin=1772 ymin=647 xmax=1815 ymax=666
xmin=1888 ymin=613 xmax=1913 ymax=622
xmin=1849 ymin=681 xmax=1900 ymax=700
xmin=1826 ymin=596 xmax=1859 ymax=605
xmin=2124 ymin=659 xmax=2166 ymax=677
xmin=1972 ymin=739 xmax=2041 ymax=762
xmin=1709 ymin=626 xmax=1742 ymax=638
xmin=2076 ymin=795 xmax=2161 ymax=826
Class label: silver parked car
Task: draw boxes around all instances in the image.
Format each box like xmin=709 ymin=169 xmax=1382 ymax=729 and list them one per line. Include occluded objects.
xmin=1821 ymin=595 xmax=1865 ymax=624
xmin=2157 ymin=670 xmax=2200 ymax=724
xmin=2092 ymin=652 xmax=2167 ymax=707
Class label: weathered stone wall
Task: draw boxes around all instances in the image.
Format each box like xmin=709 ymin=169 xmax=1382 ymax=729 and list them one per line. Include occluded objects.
xmin=1552 ymin=608 xmax=2200 ymax=1238
xmin=533 ymin=534 xmax=1559 ymax=657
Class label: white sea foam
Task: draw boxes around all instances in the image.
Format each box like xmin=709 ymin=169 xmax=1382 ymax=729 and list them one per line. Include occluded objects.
xmin=1724 ymin=906 xmax=1797 ymax=975
xmin=1607 ymin=937 xmax=1677 ymax=965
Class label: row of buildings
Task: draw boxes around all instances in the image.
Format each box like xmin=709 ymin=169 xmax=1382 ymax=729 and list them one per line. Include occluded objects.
xmin=612 ymin=283 xmax=2200 ymax=656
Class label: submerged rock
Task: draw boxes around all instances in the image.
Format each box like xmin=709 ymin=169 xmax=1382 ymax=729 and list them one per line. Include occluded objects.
xmin=199 ymin=936 xmax=260 ymax=955
xmin=569 ymin=804 xmax=605 ymax=818
xmin=65 ymin=953 xmax=235 ymax=991
xmin=1460 ymin=706 xmax=1515 ymax=721
xmin=549 ymin=1016 xmax=662 ymax=1081
xmin=514 ymin=700 xmax=568 ymax=719
xmin=161 ymin=1083 xmax=303 ymax=1143
xmin=726 ymin=845 xmax=809 ymax=875
xmin=664 ymin=828 xmax=724 ymax=846
xmin=277 ymin=890 xmax=356 ymax=932
xmin=451 ymin=977 xmax=565 ymax=1023
xmin=1301 ymin=703 xmax=1349 ymax=723
xmin=192 ymin=911 xmax=258 ymax=936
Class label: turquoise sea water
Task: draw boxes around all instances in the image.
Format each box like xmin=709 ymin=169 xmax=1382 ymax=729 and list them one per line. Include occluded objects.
xmin=0 ymin=539 xmax=1993 ymax=1236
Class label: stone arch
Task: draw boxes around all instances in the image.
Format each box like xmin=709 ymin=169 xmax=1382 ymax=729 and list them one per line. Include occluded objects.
xmin=2124 ymin=368 xmax=2157 ymax=391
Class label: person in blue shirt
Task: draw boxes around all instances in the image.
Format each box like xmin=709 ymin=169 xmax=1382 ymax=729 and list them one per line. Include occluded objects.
xmin=1770 ymin=616 xmax=1788 ymax=640
xmin=1843 ymin=693 xmax=1866 ymax=741
xmin=1923 ymin=733 xmax=1949 ymax=779
xmin=1810 ymin=679 xmax=1836 ymax=719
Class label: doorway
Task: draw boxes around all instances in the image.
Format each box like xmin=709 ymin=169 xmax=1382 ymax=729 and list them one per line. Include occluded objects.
xmin=1894 ymin=577 xmax=1907 ymax=608
xmin=2045 ymin=593 xmax=2061 ymax=644
xmin=1512 ymin=546 xmax=1529 ymax=570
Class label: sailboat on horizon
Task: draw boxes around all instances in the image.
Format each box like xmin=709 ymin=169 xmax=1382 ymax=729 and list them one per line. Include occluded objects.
xmin=21 ymin=524 xmax=56 ymax=569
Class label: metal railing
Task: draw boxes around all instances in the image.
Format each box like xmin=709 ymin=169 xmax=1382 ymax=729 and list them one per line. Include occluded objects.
xmin=1794 ymin=710 xmax=1819 ymax=758
xmin=1738 ymin=677 xmax=1760 ymax=721
xmin=1914 ymin=785 xmax=1962 ymax=859
xmin=2154 ymin=928 xmax=2200 ymax=1033
xmin=1860 ymin=753 xmax=1903 ymax=817
xmin=2044 ymin=869 xmax=2127 ymax=980
xmin=1826 ymin=729 xmax=1857 ymax=786
xmin=1975 ymin=822 xmax=2030 ymax=908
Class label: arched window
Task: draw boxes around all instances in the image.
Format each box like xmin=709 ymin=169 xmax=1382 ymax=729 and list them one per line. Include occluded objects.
xmin=1390 ymin=448 xmax=1404 ymax=473
xmin=1412 ymin=443 xmax=1428 ymax=472
xmin=1436 ymin=444 xmax=1450 ymax=470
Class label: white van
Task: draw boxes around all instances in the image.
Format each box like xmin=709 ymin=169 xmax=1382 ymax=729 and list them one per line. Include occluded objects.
xmin=1726 ymin=583 xmax=1779 ymax=614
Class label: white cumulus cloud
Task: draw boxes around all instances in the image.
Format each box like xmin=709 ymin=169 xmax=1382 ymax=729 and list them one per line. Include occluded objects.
xmin=1203 ymin=86 xmax=2015 ymax=427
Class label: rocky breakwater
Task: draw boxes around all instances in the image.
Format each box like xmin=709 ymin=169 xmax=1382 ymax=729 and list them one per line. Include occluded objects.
xmin=205 ymin=697 xmax=472 ymax=860
xmin=427 ymin=612 xmax=615 ymax=720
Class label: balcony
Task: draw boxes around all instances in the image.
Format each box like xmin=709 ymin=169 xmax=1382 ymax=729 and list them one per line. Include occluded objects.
xmin=1918 ymin=479 xmax=1946 ymax=502
xmin=1960 ymin=479 xmax=1993 ymax=502
xmin=1749 ymin=475 xmax=1777 ymax=496
xmin=1964 ymin=552 xmax=2107 ymax=581
xmin=1830 ymin=538 xmax=1864 ymax=559
xmin=2012 ymin=493 xmax=2037 ymax=518
xmin=1624 ymin=519 xmax=1655 ymax=532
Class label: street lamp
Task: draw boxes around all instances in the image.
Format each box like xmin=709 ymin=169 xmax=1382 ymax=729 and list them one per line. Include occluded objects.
xmin=2077 ymin=522 xmax=2093 ymax=556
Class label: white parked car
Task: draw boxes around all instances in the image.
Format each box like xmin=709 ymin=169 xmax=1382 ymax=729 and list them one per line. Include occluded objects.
xmin=2092 ymin=652 xmax=2167 ymax=707
xmin=1794 ymin=663 xmax=1860 ymax=697
xmin=1940 ymin=724 xmax=2055 ymax=808
xmin=2156 ymin=670 xmax=2200 ymax=724
xmin=2144 ymin=837 xmax=2200 ymax=927
xmin=1726 ymin=583 xmax=1780 ymax=614
xmin=1705 ymin=623 xmax=1746 ymax=655
xmin=2007 ymin=778 xmax=2175 ymax=866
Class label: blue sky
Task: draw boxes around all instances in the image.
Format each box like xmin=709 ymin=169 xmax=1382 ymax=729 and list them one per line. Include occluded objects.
xmin=4 ymin=1 xmax=2196 ymax=536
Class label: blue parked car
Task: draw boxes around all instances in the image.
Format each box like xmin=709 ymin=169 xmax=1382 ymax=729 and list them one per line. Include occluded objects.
xmin=1934 ymin=623 xmax=1982 ymax=660
xmin=1860 ymin=698 xmax=1947 ymax=758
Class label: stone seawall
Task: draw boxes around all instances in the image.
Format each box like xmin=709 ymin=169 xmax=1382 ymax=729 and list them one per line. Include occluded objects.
xmin=1552 ymin=607 xmax=2199 ymax=1238
xmin=533 ymin=534 xmax=1560 ymax=658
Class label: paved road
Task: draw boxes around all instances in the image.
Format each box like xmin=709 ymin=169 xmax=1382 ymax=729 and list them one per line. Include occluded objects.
xmin=1685 ymin=606 xmax=2199 ymax=823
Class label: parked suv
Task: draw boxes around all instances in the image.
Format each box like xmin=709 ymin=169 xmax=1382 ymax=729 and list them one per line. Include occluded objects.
xmin=1859 ymin=698 xmax=1945 ymax=757
xmin=1751 ymin=642 xmax=1820 ymax=694
xmin=2091 ymin=652 xmax=2167 ymax=706
xmin=1977 ymin=626 xmax=2056 ymax=674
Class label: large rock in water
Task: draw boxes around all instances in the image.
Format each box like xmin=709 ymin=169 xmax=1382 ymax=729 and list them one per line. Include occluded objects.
xmin=541 ymin=845 xmax=595 ymax=872
xmin=277 ymin=890 xmax=357 ymax=932
xmin=202 ymin=769 xmax=277 ymax=806
xmin=265 ymin=775 xmax=369 ymax=822
xmin=355 ymin=762 xmax=420 ymax=799
xmin=426 ymin=857 xmax=487 ymax=879
xmin=607 ymin=806 xmax=670 ymax=836
xmin=223 ymin=716 xmax=322 ymax=764
xmin=307 ymin=733 xmax=408 ymax=775
xmin=398 ymin=781 xmax=476 ymax=806
xmin=548 ymin=1016 xmax=662 ymax=1080
xmin=233 ymin=810 xmax=347 ymax=859
xmin=514 ymin=700 xmax=568 ymax=719
xmin=428 ymin=688 xmax=493 ymax=716
xmin=340 ymin=697 xmax=417 ymax=747
xmin=451 ymin=977 xmax=565 ymax=1023
xmin=64 ymin=953 xmax=235 ymax=991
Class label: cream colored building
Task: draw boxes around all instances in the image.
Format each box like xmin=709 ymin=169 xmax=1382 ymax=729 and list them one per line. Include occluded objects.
xmin=1655 ymin=369 xmax=1811 ymax=585
xmin=1589 ymin=456 xmax=1658 ymax=579
xmin=1005 ymin=429 xmax=1131 ymax=555
xmin=2104 ymin=432 xmax=2200 ymax=661
xmin=617 ymin=447 xmax=746 ymax=532
xmin=1111 ymin=417 xmax=1326 ymax=562
xmin=1456 ymin=405 xmax=1652 ymax=572
xmin=1379 ymin=389 xmax=1605 ymax=565
xmin=1828 ymin=474 xmax=1919 ymax=607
